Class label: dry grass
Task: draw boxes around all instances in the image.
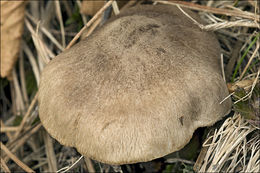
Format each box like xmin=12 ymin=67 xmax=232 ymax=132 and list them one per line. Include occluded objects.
xmin=194 ymin=113 xmax=259 ymax=172
xmin=1 ymin=0 xmax=259 ymax=172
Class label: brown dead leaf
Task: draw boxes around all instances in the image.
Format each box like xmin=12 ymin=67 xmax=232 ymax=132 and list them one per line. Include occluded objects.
xmin=1 ymin=1 xmax=26 ymax=79
xmin=80 ymin=0 xmax=128 ymax=16
xmin=81 ymin=1 xmax=106 ymax=16
xmin=227 ymin=79 xmax=255 ymax=92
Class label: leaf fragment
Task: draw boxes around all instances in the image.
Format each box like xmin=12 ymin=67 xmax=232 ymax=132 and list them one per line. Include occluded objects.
xmin=1 ymin=1 xmax=26 ymax=79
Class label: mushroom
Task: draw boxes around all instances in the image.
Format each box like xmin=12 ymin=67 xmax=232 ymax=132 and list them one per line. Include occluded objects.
xmin=38 ymin=5 xmax=231 ymax=165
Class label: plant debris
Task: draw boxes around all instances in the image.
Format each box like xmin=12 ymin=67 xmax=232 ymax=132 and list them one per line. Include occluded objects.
xmin=1 ymin=0 xmax=259 ymax=172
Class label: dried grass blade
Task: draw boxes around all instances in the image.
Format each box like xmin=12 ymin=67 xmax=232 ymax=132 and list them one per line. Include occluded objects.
xmin=24 ymin=19 xmax=51 ymax=64
xmin=0 ymin=120 xmax=13 ymax=140
xmin=55 ymin=1 xmax=66 ymax=48
xmin=197 ymin=114 xmax=258 ymax=172
xmin=155 ymin=1 xmax=260 ymax=22
xmin=240 ymin=41 xmax=260 ymax=80
xmin=5 ymin=123 xmax=42 ymax=162
xmin=76 ymin=0 xmax=87 ymax=25
xmin=82 ymin=16 xmax=102 ymax=39
xmin=0 ymin=126 xmax=19 ymax=133
xmin=26 ymin=12 xmax=64 ymax=51
xmin=13 ymin=92 xmax=38 ymax=139
xmin=232 ymin=32 xmax=260 ymax=82
xmin=43 ymin=132 xmax=57 ymax=172
xmin=1 ymin=142 xmax=35 ymax=173
xmin=22 ymin=42 xmax=41 ymax=85
xmin=1 ymin=158 xmax=11 ymax=173
xmin=56 ymin=156 xmax=84 ymax=173
xmin=19 ymin=53 xmax=29 ymax=107
xmin=234 ymin=70 xmax=259 ymax=104
xmin=112 ymin=1 xmax=120 ymax=15
xmin=12 ymin=68 xmax=25 ymax=113
xmin=66 ymin=0 xmax=114 ymax=49
xmin=84 ymin=157 xmax=95 ymax=173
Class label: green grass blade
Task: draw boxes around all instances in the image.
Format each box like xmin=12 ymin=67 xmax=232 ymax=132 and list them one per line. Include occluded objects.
xmin=231 ymin=32 xmax=260 ymax=82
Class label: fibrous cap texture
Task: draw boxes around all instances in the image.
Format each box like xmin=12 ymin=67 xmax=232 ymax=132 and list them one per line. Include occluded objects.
xmin=38 ymin=5 xmax=232 ymax=165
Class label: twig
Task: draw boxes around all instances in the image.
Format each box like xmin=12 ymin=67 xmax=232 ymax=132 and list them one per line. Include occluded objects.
xmin=66 ymin=0 xmax=114 ymax=49
xmin=1 ymin=142 xmax=35 ymax=173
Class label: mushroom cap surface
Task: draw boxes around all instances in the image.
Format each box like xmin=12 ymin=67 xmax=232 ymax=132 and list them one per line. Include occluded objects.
xmin=38 ymin=5 xmax=231 ymax=165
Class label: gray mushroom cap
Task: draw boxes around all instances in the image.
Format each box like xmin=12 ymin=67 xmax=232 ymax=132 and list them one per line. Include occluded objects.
xmin=38 ymin=5 xmax=231 ymax=165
